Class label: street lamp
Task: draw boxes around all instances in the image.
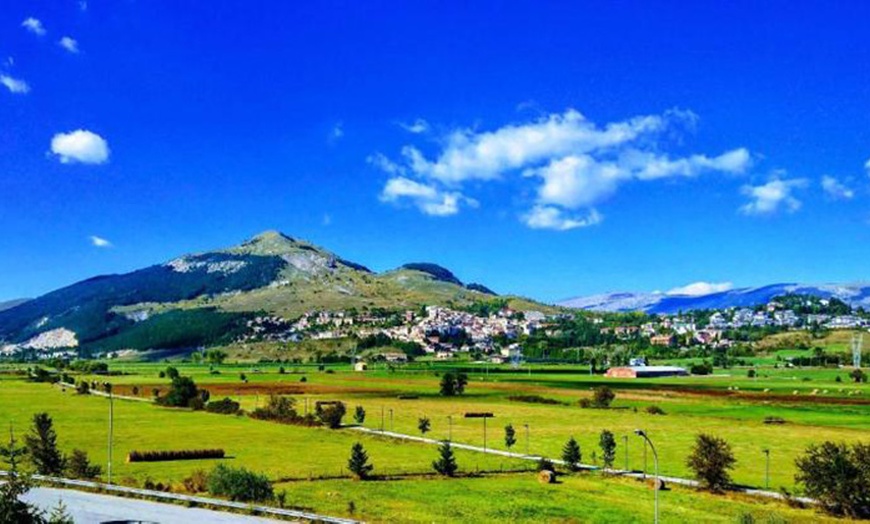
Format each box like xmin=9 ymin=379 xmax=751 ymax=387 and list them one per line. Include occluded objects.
xmin=447 ymin=415 xmax=453 ymax=441
xmin=762 ymin=449 xmax=770 ymax=490
xmin=634 ymin=429 xmax=659 ymax=524
xmin=524 ymin=424 xmax=530 ymax=456
xmin=623 ymin=435 xmax=629 ymax=471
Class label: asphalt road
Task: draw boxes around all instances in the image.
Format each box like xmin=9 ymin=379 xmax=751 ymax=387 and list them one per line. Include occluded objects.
xmin=23 ymin=486 xmax=289 ymax=524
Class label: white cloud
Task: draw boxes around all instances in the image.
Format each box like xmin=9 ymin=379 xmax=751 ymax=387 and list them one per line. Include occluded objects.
xmin=865 ymin=158 xmax=870 ymax=177
xmin=79 ymin=1 xmax=88 ymax=11
xmin=322 ymin=214 xmax=332 ymax=226
xmin=22 ymin=18 xmax=46 ymax=36
xmin=0 ymin=74 xmax=30 ymax=94
xmin=399 ymin=119 xmax=430 ymax=134
xmin=59 ymin=37 xmax=80 ymax=54
xmin=373 ymin=108 xmax=752 ymax=230
xmin=380 ymin=177 xmax=476 ymax=217
xmin=739 ymin=178 xmax=807 ymax=215
xmin=821 ymin=176 xmax=854 ymax=200
xmin=329 ymin=122 xmax=344 ymax=142
xmin=666 ymin=281 xmax=733 ymax=296
xmin=50 ymin=129 xmax=110 ymax=164
xmin=522 ymin=206 xmax=602 ymax=231
xmin=89 ymin=236 xmax=112 ymax=248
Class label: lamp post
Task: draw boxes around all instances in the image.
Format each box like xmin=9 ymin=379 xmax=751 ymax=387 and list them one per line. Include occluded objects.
xmin=107 ymin=388 xmax=114 ymax=484
xmin=483 ymin=416 xmax=487 ymax=452
xmin=389 ymin=408 xmax=394 ymax=432
xmin=623 ymin=435 xmax=629 ymax=471
xmin=634 ymin=429 xmax=659 ymax=524
xmin=380 ymin=406 xmax=385 ymax=432
xmin=762 ymin=449 xmax=770 ymax=490
xmin=447 ymin=415 xmax=453 ymax=442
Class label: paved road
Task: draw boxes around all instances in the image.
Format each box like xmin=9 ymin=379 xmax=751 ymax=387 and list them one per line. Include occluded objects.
xmin=23 ymin=486 xmax=288 ymax=523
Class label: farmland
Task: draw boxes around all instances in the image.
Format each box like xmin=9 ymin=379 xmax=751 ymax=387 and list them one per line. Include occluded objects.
xmin=1 ymin=359 xmax=867 ymax=522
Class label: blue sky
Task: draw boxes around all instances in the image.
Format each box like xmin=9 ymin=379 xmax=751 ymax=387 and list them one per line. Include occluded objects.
xmin=1 ymin=1 xmax=869 ymax=303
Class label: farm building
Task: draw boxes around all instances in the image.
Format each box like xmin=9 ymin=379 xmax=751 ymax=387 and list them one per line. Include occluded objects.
xmin=353 ymin=361 xmax=368 ymax=372
xmin=605 ymin=365 xmax=688 ymax=378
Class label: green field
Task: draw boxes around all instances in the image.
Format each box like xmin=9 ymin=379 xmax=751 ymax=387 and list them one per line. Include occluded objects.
xmin=1 ymin=360 xmax=867 ymax=522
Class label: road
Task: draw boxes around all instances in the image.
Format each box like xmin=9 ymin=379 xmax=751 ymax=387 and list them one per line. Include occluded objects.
xmin=23 ymin=486 xmax=287 ymax=523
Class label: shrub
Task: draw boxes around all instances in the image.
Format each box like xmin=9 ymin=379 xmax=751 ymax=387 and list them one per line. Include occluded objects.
xmin=165 ymin=366 xmax=179 ymax=380
xmin=182 ymin=469 xmax=209 ymax=493
xmin=747 ymin=369 xmax=756 ymax=378
xmin=504 ymin=424 xmax=517 ymax=451
xmin=763 ymin=416 xmax=786 ymax=425
xmin=562 ymin=437 xmax=581 ymax=472
xmin=207 ymin=464 xmax=273 ymax=502
xmin=206 ymin=397 xmax=241 ymax=415
xmin=536 ymin=457 xmax=555 ymax=472
xmin=507 ymin=395 xmax=562 ymax=405
xmin=347 ymin=443 xmax=373 ymax=480
xmin=686 ymin=434 xmax=736 ymax=492
xmin=592 ymin=386 xmax=615 ymax=408
xmin=127 ymin=449 xmax=225 ymax=462
xmin=690 ymin=361 xmax=714 ymax=375
xmin=578 ymin=398 xmax=592 ymax=409
xmin=645 ymin=405 xmax=666 ymax=415
xmin=432 ymin=441 xmax=458 ymax=477
xmin=76 ymin=381 xmax=90 ymax=395
xmin=157 ymin=375 xmax=204 ymax=409
xmin=250 ymin=395 xmax=299 ymax=422
xmin=316 ymin=401 xmax=346 ymax=429
xmin=66 ymin=449 xmax=101 ymax=480
xmin=850 ymin=369 xmax=867 ymax=383
xmin=794 ymin=441 xmax=870 ymax=518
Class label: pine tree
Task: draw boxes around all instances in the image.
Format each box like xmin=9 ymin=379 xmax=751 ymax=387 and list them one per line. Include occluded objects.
xmin=353 ymin=406 xmax=366 ymax=425
xmin=25 ymin=412 xmax=65 ymax=476
xmin=432 ymin=441 xmax=458 ymax=476
xmin=347 ymin=442 xmax=373 ymax=480
xmin=562 ymin=437 xmax=582 ymax=472
xmin=0 ymin=428 xmax=43 ymax=523
xmin=504 ymin=424 xmax=517 ymax=451
xmin=599 ymin=430 xmax=617 ymax=470
xmin=439 ymin=373 xmax=456 ymax=396
xmin=47 ymin=499 xmax=73 ymax=524
xmin=417 ymin=417 xmax=431 ymax=435
xmin=455 ymin=373 xmax=468 ymax=395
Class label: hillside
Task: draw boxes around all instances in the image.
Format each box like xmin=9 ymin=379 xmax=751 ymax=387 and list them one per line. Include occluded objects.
xmin=561 ymin=282 xmax=870 ymax=313
xmin=0 ymin=231 xmax=541 ymax=354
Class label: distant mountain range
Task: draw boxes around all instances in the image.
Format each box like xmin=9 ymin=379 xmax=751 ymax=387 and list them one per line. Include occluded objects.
xmin=0 ymin=231 xmax=523 ymax=354
xmin=560 ymin=283 xmax=870 ymax=314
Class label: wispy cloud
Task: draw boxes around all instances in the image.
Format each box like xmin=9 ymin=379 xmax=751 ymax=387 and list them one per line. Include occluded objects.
xmin=821 ymin=176 xmax=854 ymax=200
xmin=372 ymin=108 xmax=751 ymax=229
xmin=739 ymin=177 xmax=807 ymax=215
xmin=380 ymin=177 xmax=477 ymax=217
xmin=522 ymin=206 xmax=602 ymax=231
xmin=89 ymin=235 xmax=112 ymax=248
xmin=59 ymin=37 xmax=80 ymax=54
xmin=329 ymin=122 xmax=344 ymax=142
xmin=865 ymin=158 xmax=870 ymax=177
xmin=399 ymin=119 xmax=430 ymax=134
xmin=22 ymin=17 xmax=46 ymax=36
xmin=50 ymin=129 xmax=110 ymax=164
xmin=666 ymin=281 xmax=733 ymax=296
xmin=0 ymin=74 xmax=30 ymax=94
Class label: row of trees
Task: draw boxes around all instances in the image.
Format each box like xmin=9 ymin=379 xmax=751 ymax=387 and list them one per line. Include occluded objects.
xmin=347 ymin=440 xmax=458 ymax=480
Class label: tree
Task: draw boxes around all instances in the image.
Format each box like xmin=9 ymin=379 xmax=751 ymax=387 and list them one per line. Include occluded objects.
xmin=66 ymin=449 xmax=101 ymax=480
xmin=850 ymin=368 xmax=867 ymax=383
xmin=599 ymin=430 xmax=616 ymax=470
xmin=25 ymin=412 xmax=65 ymax=476
xmin=353 ymin=406 xmax=366 ymax=425
xmin=47 ymin=500 xmax=73 ymax=524
xmin=686 ymin=434 xmax=736 ymax=492
xmin=347 ymin=442 xmax=374 ymax=480
xmin=418 ymin=417 xmax=431 ymax=435
xmin=592 ymin=386 xmax=615 ymax=408
xmin=164 ymin=366 xmax=180 ymax=380
xmin=439 ymin=373 xmax=457 ymax=396
xmin=504 ymin=424 xmax=517 ymax=451
xmin=159 ymin=375 xmax=201 ymax=408
xmin=316 ymin=402 xmax=347 ymax=429
xmin=455 ymin=372 xmax=468 ymax=395
xmin=562 ymin=437 xmax=582 ymax=472
xmin=795 ymin=441 xmax=870 ymax=518
xmin=205 ymin=350 xmax=228 ymax=365
xmin=0 ymin=429 xmax=43 ymax=523
xmin=432 ymin=441 xmax=458 ymax=477
xmin=536 ymin=457 xmax=555 ymax=472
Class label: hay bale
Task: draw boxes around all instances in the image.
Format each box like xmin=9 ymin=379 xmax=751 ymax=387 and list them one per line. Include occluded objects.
xmin=647 ymin=477 xmax=666 ymax=490
xmin=538 ymin=470 xmax=556 ymax=484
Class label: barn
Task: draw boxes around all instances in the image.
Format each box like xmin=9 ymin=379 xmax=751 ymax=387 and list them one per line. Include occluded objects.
xmin=605 ymin=365 xmax=688 ymax=378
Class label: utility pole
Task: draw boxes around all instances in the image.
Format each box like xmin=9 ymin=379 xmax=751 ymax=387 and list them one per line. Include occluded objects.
xmin=643 ymin=438 xmax=648 ymax=480
xmin=763 ymin=449 xmax=770 ymax=490
xmin=524 ymin=424 xmax=530 ymax=456
xmin=107 ymin=389 xmax=114 ymax=484
xmin=381 ymin=406 xmax=385 ymax=432
xmin=389 ymin=408 xmax=394 ymax=432
xmin=483 ymin=416 xmax=487 ymax=452
xmin=447 ymin=415 xmax=453 ymax=441
xmin=634 ymin=430 xmax=659 ymax=524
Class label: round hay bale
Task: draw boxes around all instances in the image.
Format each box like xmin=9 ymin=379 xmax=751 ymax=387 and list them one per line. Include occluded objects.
xmin=538 ymin=470 xmax=556 ymax=484
xmin=647 ymin=477 xmax=666 ymax=490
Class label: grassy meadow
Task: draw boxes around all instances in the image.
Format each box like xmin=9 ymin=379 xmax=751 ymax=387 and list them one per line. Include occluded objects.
xmin=1 ymin=358 xmax=868 ymax=522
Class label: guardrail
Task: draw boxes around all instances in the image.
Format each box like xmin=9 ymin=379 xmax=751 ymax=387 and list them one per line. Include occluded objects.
xmin=0 ymin=471 xmax=360 ymax=524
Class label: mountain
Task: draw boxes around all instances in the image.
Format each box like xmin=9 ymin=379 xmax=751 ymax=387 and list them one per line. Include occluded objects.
xmin=0 ymin=231 xmax=522 ymax=354
xmin=560 ymin=283 xmax=870 ymax=314
xmin=0 ymin=299 xmax=29 ymax=312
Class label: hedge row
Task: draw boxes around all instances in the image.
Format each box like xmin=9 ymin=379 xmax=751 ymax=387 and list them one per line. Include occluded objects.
xmin=127 ymin=449 xmax=225 ymax=462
